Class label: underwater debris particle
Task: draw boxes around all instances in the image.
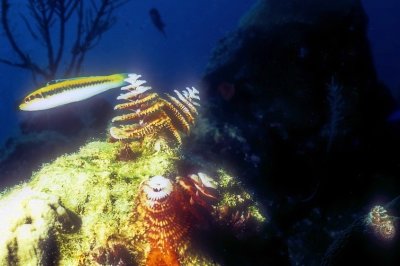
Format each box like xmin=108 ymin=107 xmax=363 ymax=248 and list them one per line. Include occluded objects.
xmin=367 ymin=205 xmax=395 ymax=240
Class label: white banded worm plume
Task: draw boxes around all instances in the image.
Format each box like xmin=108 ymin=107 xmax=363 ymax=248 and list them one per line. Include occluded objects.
xmin=110 ymin=74 xmax=200 ymax=146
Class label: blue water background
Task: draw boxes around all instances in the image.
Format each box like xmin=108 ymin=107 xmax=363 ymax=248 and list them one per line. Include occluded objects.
xmin=0 ymin=0 xmax=399 ymax=145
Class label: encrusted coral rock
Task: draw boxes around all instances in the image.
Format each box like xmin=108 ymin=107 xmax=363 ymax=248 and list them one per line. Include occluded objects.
xmin=214 ymin=170 xmax=266 ymax=238
xmin=28 ymin=141 xmax=175 ymax=265
xmin=0 ymin=188 xmax=72 ymax=265
xmin=89 ymin=237 xmax=136 ymax=266
xmin=201 ymin=0 xmax=397 ymax=220
xmin=0 ymin=141 xmax=266 ymax=265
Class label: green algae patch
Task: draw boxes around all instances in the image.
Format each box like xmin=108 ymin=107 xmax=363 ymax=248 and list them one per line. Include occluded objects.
xmin=26 ymin=141 xmax=178 ymax=265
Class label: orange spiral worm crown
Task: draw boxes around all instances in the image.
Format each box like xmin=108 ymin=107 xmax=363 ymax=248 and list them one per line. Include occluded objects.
xmin=137 ymin=174 xmax=218 ymax=266
xmin=109 ymin=74 xmax=200 ymax=145
xmin=138 ymin=175 xmax=190 ymax=266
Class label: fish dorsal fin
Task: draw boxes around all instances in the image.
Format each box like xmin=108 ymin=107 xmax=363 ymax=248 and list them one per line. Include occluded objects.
xmin=46 ymin=79 xmax=65 ymax=85
xmin=46 ymin=77 xmax=83 ymax=86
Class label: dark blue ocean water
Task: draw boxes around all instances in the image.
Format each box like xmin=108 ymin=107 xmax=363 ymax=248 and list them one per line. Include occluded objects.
xmin=0 ymin=1 xmax=254 ymax=144
xmin=0 ymin=1 xmax=399 ymax=146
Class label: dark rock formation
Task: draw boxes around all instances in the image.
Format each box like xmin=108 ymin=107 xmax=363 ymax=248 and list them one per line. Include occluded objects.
xmin=199 ymin=0 xmax=399 ymax=206
xmin=192 ymin=0 xmax=400 ymax=264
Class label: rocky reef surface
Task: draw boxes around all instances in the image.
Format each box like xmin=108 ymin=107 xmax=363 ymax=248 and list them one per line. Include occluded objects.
xmin=0 ymin=141 xmax=266 ymax=265
xmin=0 ymin=188 xmax=74 ymax=265
xmin=200 ymin=0 xmax=398 ymax=195
xmin=194 ymin=0 xmax=400 ymax=264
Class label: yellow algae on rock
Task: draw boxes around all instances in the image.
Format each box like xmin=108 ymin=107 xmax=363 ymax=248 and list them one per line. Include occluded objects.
xmin=29 ymin=141 xmax=177 ymax=265
xmin=213 ymin=169 xmax=267 ymax=239
xmin=0 ymin=140 xmax=177 ymax=265
xmin=0 ymin=140 xmax=267 ymax=265
xmin=217 ymin=169 xmax=266 ymax=223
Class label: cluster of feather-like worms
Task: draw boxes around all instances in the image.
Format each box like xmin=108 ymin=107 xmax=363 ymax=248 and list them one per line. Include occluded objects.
xmin=109 ymin=74 xmax=200 ymax=145
xmin=367 ymin=205 xmax=395 ymax=240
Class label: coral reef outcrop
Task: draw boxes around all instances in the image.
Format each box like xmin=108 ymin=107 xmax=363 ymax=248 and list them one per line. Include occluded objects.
xmin=0 ymin=188 xmax=75 ymax=265
xmin=201 ymin=0 xmax=397 ymax=194
xmin=0 ymin=69 xmax=268 ymax=265
xmin=0 ymin=140 xmax=265 ymax=265
xmin=195 ymin=0 xmax=400 ymax=264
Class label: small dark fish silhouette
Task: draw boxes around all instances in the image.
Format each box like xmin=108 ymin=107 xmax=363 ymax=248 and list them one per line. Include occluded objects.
xmin=149 ymin=8 xmax=166 ymax=37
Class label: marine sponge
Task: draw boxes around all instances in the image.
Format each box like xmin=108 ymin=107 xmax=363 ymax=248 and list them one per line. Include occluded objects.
xmin=0 ymin=188 xmax=73 ymax=265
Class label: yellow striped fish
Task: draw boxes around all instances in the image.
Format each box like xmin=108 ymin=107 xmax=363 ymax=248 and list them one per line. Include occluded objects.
xmin=19 ymin=73 xmax=140 ymax=111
